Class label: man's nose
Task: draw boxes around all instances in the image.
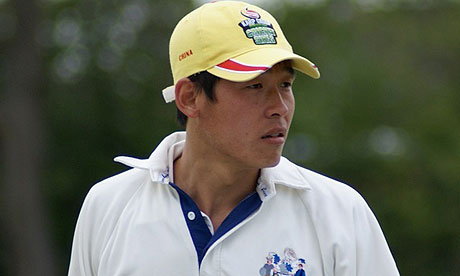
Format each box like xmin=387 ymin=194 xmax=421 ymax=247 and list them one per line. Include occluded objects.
xmin=265 ymin=88 xmax=290 ymax=118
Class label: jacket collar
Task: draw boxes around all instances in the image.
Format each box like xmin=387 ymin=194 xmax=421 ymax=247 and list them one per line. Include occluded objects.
xmin=114 ymin=132 xmax=312 ymax=201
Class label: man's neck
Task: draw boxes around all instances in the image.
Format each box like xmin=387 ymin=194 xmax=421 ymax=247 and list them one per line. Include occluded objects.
xmin=173 ymin=144 xmax=259 ymax=231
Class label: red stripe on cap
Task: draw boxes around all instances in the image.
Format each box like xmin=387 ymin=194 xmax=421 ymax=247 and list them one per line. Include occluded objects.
xmin=215 ymin=59 xmax=270 ymax=73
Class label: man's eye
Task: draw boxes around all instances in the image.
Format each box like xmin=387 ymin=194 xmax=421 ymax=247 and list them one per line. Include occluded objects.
xmin=280 ymin=82 xmax=292 ymax=88
xmin=247 ymin=83 xmax=263 ymax=89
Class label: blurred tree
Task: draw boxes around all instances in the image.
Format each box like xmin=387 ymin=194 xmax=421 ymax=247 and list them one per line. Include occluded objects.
xmin=0 ymin=0 xmax=58 ymax=275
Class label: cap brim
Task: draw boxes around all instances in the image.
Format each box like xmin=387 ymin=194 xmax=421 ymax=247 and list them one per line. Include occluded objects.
xmin=207 ymin=47 xmax=320 ymax=82
xmin=162 ymin=48 xmax=320 ymax=103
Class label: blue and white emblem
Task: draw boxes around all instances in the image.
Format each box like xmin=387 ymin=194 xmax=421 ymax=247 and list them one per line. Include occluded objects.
xmin=259 ymin=248 xmax=307 ymax=276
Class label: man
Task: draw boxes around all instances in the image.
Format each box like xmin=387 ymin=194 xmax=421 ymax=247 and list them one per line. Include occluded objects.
xmin=69 ymin=1 xmax=399 ymax=275
xmin=294 ymin=259 xmax=307 ymax=276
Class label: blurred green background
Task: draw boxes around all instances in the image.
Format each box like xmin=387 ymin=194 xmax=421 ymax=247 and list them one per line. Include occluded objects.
xmin=1 ymin=0 xmax=459 ymax=275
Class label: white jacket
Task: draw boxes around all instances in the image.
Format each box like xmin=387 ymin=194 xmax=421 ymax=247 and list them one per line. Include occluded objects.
xmin=68 ymin=132 xmax=399 ymax=276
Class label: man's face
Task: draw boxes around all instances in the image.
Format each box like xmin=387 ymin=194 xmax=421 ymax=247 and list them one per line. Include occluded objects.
xmin=194 ymin=61 xmax=295 ymax=170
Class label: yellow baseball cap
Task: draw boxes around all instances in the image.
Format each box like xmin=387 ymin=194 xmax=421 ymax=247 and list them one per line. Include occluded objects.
xmin=162 ymin=0 xmax=320 ymax=103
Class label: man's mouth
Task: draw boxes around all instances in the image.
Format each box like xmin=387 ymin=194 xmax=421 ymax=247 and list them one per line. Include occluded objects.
xmin=261 ymin=133 xmax=285 ymax=139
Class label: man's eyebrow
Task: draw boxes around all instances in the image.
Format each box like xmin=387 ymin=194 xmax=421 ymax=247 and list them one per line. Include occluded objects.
xmin=278 ymin=65 xmax=295 ymax=78
xmin=284 ymin=66 xmax=295 ymax=76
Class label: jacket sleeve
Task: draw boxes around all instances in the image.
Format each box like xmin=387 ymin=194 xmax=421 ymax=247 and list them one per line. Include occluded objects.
xmin=294 ymin=163 xmax=400 ymax=275
xmin=344 ymin=195 xmax=400 ymax=276
xmin=68 ymin=191 xmax=97 ymax=276
xmin=67 ymin=168 xmax=148 ymax=276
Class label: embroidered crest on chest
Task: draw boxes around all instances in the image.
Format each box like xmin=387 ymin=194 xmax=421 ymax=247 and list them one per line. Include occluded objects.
xmin=259 ymin=248 xmax=307 ymax=276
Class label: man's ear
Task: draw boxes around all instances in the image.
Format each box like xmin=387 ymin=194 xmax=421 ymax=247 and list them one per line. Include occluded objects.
xmin=175 ymin=78 xmax=199 ymax=119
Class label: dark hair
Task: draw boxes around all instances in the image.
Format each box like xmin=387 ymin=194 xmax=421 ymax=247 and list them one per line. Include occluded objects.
xmin=176 ymin=71 xmax=220 ymax=127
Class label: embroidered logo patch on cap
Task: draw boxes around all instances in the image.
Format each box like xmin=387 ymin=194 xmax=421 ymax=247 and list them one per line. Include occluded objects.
xmin=238 ymin=7 xmax=277 ymax=45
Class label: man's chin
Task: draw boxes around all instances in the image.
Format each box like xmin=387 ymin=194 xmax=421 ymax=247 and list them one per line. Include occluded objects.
xmin=261 ymin=156 xmax=282 ymax=169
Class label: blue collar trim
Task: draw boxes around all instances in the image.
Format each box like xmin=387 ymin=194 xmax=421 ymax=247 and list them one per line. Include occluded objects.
xmin=169 ymin=182 xmax=262 ymax=266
